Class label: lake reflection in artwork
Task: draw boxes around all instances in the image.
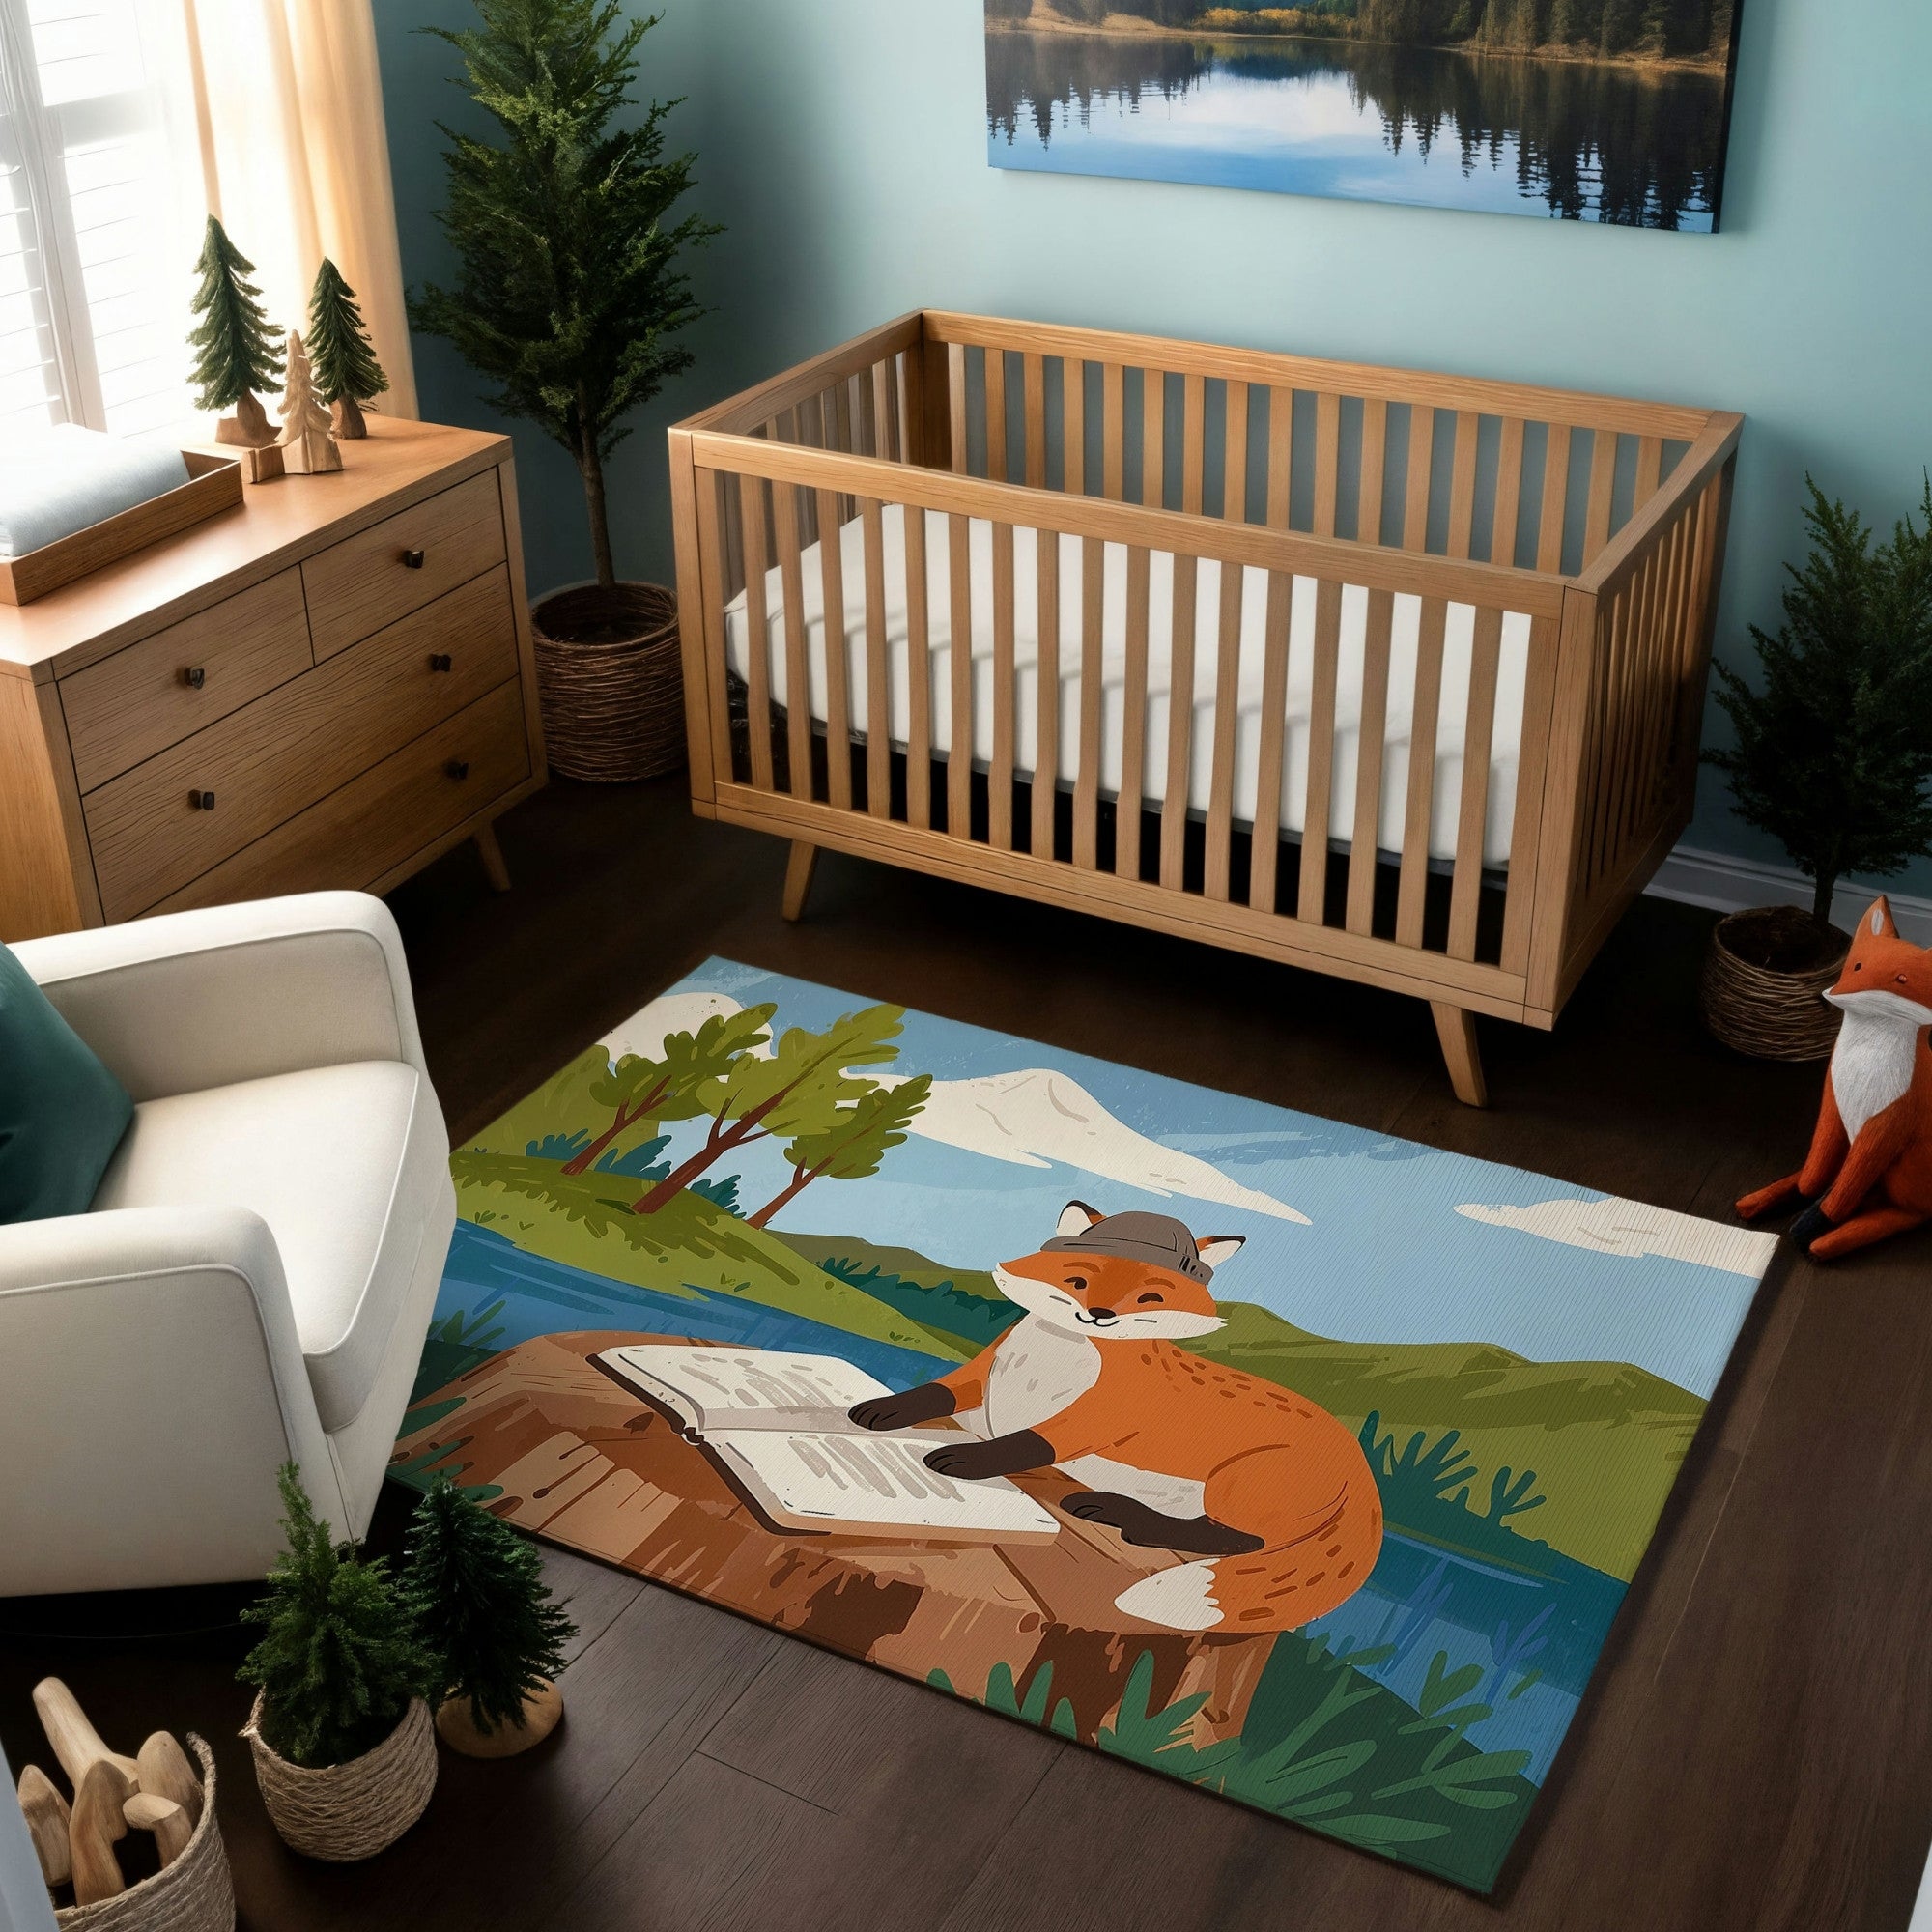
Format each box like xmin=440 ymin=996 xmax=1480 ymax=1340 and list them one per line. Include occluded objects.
xmin=985 ymin=11 xmax=1741 ymax=230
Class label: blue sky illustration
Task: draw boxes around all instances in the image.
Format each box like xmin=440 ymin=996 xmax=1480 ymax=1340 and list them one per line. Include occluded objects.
xmin=630 ymin=959 xmax=1766 ymax=1401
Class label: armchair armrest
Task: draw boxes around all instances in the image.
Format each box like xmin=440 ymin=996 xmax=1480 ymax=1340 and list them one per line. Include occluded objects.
xmin=10 ymin=892 xmax=430 ymax=1101
xmin=0 ymin=1204 xmax=347 ymax=1595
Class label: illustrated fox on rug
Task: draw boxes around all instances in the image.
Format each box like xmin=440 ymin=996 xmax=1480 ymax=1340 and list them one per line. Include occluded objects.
xmin=849 ymin=1201 xmax=1383 ymax=1633
xmin=1738 ymin=896 xmax=1932 ymax=1259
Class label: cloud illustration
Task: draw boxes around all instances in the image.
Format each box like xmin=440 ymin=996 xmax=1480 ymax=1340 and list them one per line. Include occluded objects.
xmin=600 ymin=990 xmax=763 ymax=1064
xmin=1455 ymin=1196 xmax=1776 ymax=1279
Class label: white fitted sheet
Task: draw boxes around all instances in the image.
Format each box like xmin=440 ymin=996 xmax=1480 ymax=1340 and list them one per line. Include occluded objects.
xmin=723 ymin=503 xmax=1530 ymax=867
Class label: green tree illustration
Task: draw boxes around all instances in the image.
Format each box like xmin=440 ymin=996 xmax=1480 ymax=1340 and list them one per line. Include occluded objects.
xmin=188 ymin=216 xmax=285 ymax=445
xmin=632 ymin=1005 xmax=908 ymax=1213
xmin=306 ymin=258 xmax=389 ymax=438
xmin=747 ymin=1074 xmax=933 ymax=1228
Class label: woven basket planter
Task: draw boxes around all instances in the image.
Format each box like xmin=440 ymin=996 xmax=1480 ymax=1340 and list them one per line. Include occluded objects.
xmin=531 ymin=582 xmax=684 ymax=782
xmin=242 ymin=1695 xmax=437 ymax=1862
xmin=1699 ymin=905 xmax=1849 ymax=1062
xmin=55 ymin=1735 xmax=233 ymax=1932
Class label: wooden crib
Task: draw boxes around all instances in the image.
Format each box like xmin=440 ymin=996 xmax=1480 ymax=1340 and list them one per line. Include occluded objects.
xmin=666 ymin=311 xmax=1741 ymax=1104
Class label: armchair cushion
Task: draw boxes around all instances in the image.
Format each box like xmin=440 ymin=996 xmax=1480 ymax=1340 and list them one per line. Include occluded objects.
xmin=91 ymin=1058 xmax=451 ymax=1432
xmin=0 ymin=942 xmax=130 ymax=1223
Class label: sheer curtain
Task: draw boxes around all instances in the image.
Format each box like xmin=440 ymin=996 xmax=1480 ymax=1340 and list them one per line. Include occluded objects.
xmin=173 ymin=0 xmax=417 ymax=419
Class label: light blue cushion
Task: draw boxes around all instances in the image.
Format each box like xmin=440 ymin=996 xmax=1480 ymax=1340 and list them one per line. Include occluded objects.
xmin=0 ymin=943 xmax=132 ymax=1222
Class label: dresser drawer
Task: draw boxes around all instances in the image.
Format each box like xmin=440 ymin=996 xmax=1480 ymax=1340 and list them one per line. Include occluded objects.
xmin=301 ymin=470 xmax=507 ymax=660
xmin=85 ymin=564 xmax=520 ymax=919
xmin=151 ymin=682 xmax=530 ymax=917
xmin=60 ymin=571 xmax=312 ymax=792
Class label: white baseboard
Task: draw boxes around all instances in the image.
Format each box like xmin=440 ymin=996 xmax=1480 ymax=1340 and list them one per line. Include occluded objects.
xmin=1645 ymin=844 xmax=1932 ymax=944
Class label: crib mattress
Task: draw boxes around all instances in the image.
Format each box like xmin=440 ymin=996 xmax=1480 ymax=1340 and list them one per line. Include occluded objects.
xmin=723 ymin=504 xmax=1531 ymax=867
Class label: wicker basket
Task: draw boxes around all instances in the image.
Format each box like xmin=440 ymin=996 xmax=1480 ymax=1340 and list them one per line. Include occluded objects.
xmin=55 ymin=1735 xmax=233 ymax=1932
xmin=242 ymin=1695 xmax=437 ymax=1862
xmin=531 ymin=582 xmax=684 ymax=782
xmin=1699 ymin=905 xmax=1848 ymax=1062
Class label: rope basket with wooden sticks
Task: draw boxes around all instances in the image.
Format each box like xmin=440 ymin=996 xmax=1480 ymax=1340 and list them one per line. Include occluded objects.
xmin=54 ymin=1735 xmax=233 ymax=1932
xmin=1699 ymin=906 xmax=1848 ymax=1062
xmin=531 ymin=582 xmax=684 ymax=781
xmin=242 ymin=1694 xmax=437 ymax=1862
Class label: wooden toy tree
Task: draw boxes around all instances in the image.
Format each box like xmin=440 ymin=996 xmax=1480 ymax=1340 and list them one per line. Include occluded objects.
xmin=307 ymin=259 xmax=389 ymax=440
xmin=187 ymin=216 xmax=284 ymax=449
xmin=277 ymin=330 xmax=342 ymax=475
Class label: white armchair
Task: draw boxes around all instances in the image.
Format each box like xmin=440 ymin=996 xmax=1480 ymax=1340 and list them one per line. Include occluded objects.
xmin=0 ymin=894 xmax=456 ymax=1597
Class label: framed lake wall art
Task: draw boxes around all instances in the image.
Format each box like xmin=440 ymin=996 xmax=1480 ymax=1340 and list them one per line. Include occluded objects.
xmin=985 ymin=0 xmax=1746 ymax=229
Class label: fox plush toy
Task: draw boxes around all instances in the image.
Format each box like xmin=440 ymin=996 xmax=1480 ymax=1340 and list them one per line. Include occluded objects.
xmin=849 ymin=1202 xmax=1382 ymax=1633
xmin=1737 ymin=896 xmax=1932 ymax=1259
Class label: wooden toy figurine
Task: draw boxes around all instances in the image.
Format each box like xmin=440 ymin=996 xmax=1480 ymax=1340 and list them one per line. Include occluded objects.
xmin=278 ymin=330 xmax=343 ymax=476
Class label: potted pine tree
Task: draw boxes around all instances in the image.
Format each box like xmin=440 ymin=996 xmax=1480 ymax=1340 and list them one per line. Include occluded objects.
xmin=402 ymin=1477 xmax=577 ymax=1757
xmin=412 ymin=0 xmax=719 ymax=781
xmin=238 ymin=1466 xmax=439 ymax=1861
xmin=1700 ymin=477 xmax=1932 ymax=1059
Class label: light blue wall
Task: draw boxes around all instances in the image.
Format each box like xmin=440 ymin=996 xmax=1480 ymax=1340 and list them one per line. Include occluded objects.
xmin=375 ymin=0 xmax=1932 ymax=883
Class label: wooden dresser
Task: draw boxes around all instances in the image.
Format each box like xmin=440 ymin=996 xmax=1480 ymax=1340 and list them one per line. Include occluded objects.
xmin=0 ymin=418 xmax=545 ymax=942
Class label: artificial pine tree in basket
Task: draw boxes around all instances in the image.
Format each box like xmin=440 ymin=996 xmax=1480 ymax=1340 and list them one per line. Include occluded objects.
xmin=402 ymin=1476 xmax=577 ymax=1757
xmin=1699 ymin=477 xmax=1932 ymax=1059
xmin=411 ymin=0 xmax=720 ymax=780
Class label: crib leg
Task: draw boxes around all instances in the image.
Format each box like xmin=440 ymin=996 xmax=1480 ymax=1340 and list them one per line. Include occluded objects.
xmin=1430 ymin=1003 xmax=1489 ymax=1108
xmin=781 ymin=840 xmax=819 ymax=923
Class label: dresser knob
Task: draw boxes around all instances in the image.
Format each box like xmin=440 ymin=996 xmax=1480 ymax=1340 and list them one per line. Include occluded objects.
xmin=402 ymin=548 xmax=426 ymax=570
xmin=444 ymin=758 xmax=470 ymax=781
xmin=188 ymin=789 xmax=216 ymax=810
xmin=428 ymin=652 xmax=453 ymax=672
xmin=182 ymin=666 xmax=206 ymax=689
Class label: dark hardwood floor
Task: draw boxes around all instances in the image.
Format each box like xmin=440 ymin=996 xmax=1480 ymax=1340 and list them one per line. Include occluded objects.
xmin=7 ymin=775 xmax=1931 ymax=1931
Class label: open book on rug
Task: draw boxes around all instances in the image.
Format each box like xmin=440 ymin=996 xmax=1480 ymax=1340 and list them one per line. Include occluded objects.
xmin=591 ymin=1344 xmax=1060 ymax=1542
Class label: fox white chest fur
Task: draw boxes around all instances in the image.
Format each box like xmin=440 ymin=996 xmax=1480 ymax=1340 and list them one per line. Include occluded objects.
xmin=1832 ymin=1008 xmax=1918 ymax=1140
xmin=975 ymin=1317 xmax=1099 ymax=1437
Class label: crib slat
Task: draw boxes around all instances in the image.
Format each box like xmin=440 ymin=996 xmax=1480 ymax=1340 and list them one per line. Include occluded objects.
xmin=1074 ymin=536 xmax=1104 ymax=868
xmin=739 ymin=476 xmax=775 ymax=791
xmin=1492 ymin=417 xmax=1525 ymax=567
xmin=1636 ymin=434 xmax=1663 ymax=511
xmin=814 ymin=487 xmax=853 ymax=810
xmin=1297 ymin=579 xmax=1344 ymax=923
xmin=990 ymin=521 xmax=1017 ymax=848
xmin=1034 ymin=525 xmax=1061 ymax=858
xmin=1181 ymin=374 xmax=1206 ymax=516
xmin=904 ymin=504 xmax=932 ymax=828
xmin=1102 ymin=363 xmax=1125 ymax=500
xmin=1313 ymin=391 xmax=1341 ymax=537
xmin=1634 ymin=522 xmax=1682 ymax=838
xmin=1583 ymin=428 xmax=1617 ymax=564
xmin=1205 ymin=556 xmax=1243 ymax=901
xmin=873 ymin=357 xmax=896 ymax=463
xmin=986 ymin=348 xmax=1009 ymax=485
xmin=1359 ymin=398 xmax=1388 ymax=545
xmin=1118 ymin=544 xmax=1151 ymax=882
xmin=861 ymin=497 xmax=890 ymax=818
xmin=893 ymin=352 xmax=909 ymax=463
xmin=1402 ymin=405 xmax=1435 ymax=551
xmin=1065 ymin=358 xmax=1087 ymax=497
xmin=694 ymin=472 xmax=736 ymax=789
xmin=948 ymin=345 xmax=969 ymax=476
xmin=1143 ymin=369 xmax=1166 ymax=510
xmin=1536 ymin=423 xmax=1572 ymax=573
xmin=1500 ymin=611 xmax=1560 ymax=978
xmin=1023 ymin=353 xmax=1047 ymax=490
xmin=773 ymin=481 xmax=812 ymax=800
xmin=1448 ymin=410 xmax=1480 ymax=560
xmin=1448 ymin=606 xmax=1503 ymax=961
xmin=1224 ymin=379 xmax=1249 ymax=524
xmin=1265 ymin=385 xmax=1293 ymax=529
xmin=1158 ymin=554 xmax=1198 ymax=890
xmin=1248 ymin=569 xmax=1293 ymax=913
xmin=1347 ymin=587 xmax=1396 ymax=935
xmin=1396 ymin=595 xmax=1448 ymax=946
xmin=948 ymin=512 xmax=972 ymax=836
xmin=856 ymin=369 xmax=877 ymax=460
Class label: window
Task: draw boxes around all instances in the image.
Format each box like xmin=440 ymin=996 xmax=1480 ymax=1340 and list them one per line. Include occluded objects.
xmin=0 ymin=0 xmax=195 ymax=437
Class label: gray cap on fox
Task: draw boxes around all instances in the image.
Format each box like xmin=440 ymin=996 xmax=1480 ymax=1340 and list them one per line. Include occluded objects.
xmin=1041 ymin=1207 xmax=1218 ymax=1284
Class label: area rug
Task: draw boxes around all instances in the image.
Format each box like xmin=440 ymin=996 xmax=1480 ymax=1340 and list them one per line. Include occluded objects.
xmin=392 ymin=959 xmax=1776 ymax=1892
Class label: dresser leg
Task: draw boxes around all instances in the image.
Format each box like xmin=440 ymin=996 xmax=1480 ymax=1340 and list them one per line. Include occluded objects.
xmin=474 ymin=822 xmax=511 ymax=893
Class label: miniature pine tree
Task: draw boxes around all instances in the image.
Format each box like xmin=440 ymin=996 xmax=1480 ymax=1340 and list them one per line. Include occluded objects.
xmin=402 ymin=1477 xmax=576 ymax=1736
xmin=238 ymin=1463 xmax=436 ymax=1769
xmin=277 ymin=330 xmax=341 ymax=475
xmin=187 ymin=216 xmax=284 ymax=446
xmin=307 ymin=258 xmax=389 ymax=439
